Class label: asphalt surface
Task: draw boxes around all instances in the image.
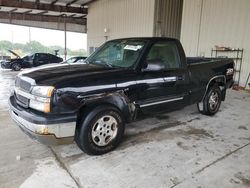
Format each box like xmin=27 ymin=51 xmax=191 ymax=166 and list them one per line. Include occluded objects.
xmin=0 ymin=68 xmax=250 ymax=188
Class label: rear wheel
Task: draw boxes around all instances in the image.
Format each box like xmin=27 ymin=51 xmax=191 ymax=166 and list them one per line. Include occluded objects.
xmin=12 ymin=63 xmax=21 ymax=71
xmin=75 ymin=105 xmax=125 ymax=155
xmin=197 ymin=85 xmax=222 ymax=116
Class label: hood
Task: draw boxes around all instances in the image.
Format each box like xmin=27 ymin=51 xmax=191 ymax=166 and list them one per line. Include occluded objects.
xmin=19 ymin=63 xmax=130 ymax=88
xmin=8 ymin=49 xmax=21 ymax=59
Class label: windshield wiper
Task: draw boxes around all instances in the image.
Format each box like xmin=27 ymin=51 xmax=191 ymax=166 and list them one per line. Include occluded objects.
xmin=87 ymin=60 xmax=121 ymax=68
xmin=103 ymin=62 xmax=114 ymax=68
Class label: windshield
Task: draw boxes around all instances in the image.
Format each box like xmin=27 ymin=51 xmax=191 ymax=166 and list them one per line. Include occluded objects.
xmin=22 ymin=54 xmax=34 ymax=61
xmin=87 ymin=39 xmax=147 ymax=68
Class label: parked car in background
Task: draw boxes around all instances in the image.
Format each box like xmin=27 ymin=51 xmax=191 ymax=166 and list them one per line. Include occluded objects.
xmin=0 ymin=50 xmax=18 ymax=65
xmin=1 ymin=51 xmax=63 ymax=71
xmin=32 ymin=56 xmax=87 ymax=69
xmin=62 ymin=56 xmax=87 ymax=64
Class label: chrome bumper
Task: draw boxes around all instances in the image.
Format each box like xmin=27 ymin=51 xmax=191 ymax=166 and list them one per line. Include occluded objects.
xmin=10 ymin=110 xmax=75 ymax=145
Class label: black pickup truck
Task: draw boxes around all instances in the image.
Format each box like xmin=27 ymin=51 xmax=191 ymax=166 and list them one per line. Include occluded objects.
xmin=9 ymin=38 xmax=234 ymax=155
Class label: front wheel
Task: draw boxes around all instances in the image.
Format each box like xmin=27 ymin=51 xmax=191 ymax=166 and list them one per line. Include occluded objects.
xmin=197 ymin=85 xmax=222 ymax=116
xmin=75 ymin=105 xmax=125 ymax=155
xmin=12 ymin=63 xmax=21 ymax=71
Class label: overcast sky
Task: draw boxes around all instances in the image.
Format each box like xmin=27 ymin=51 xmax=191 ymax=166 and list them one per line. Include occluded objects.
xmin=0 ymin=23 xmax=87 ymax=51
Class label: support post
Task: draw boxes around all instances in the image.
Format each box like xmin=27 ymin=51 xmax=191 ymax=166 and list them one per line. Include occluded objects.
xmin=64 ymin=15 xmax=67 ymax=60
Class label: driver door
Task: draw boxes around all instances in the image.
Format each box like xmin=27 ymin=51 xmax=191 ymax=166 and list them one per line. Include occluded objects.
xmin=33 ymin=53 xmax=48 ymax=67
xmin=136 ymin=40 xmax=189 ymax=111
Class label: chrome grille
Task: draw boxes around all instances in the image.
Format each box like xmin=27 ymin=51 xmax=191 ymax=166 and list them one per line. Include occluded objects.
xmin=15 ymin=93 xmax=29 ymax=108
xmin=14 ymin=76 xmax=34 ymax=108
xmin=15 ymin=76 xmax=32 ymax=92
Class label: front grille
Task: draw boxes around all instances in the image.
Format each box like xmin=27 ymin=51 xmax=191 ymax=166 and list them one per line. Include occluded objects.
xmin=16 ymin=76 xmax=32 ymax=92
xmin=15 ymin=93 xmax=29 ymax=108
xmin=15 ymin=76 xmax=34 ymax=108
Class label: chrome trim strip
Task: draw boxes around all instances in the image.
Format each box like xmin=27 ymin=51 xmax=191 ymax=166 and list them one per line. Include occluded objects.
xmin=139 ymin=97 xmax=184 ymax=107
xmin=137 ymin=78 xmax=165 ymax=84
xmin=62 ymin=84 xmax=116 ymax=93
xmin=77 ymin=93 xmax=105 ymax=99
xmin=164 ymin=76 xmax=177 ymax=82
xmin=117 ymin=77 xmax=177 ymax=87
xmin=10 ymin=111 xmax=76 ymax=138
xmin=117 ymin=81 xmax=137 ymax=87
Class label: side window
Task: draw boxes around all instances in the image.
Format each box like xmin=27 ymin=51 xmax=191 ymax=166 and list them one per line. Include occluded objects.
xmin=33 ymin=54 xmax=40 ymax=66
xmin=146 ymin=41 xmax=181 ymax=69
xmin=34 ymin=54 xmax=39 ymax=60
xmin=36 ymin=54 xmax=47 ymax=65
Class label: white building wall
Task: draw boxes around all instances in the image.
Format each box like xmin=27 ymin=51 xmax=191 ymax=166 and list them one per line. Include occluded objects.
xmin=154 ymin=0 xmax=183 ymax=39
xmin=181 ymin=0 xmax=250 ymax=87
xmin=87 ymin=0 xmax=155 ymax=50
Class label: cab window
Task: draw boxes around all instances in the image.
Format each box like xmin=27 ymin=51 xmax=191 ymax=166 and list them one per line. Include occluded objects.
xmin=146 ymin=41 xmax=181 ymax=70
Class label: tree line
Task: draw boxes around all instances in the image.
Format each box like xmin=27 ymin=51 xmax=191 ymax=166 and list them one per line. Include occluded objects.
xmin=0 ymin=40 xmax=87 ymax=57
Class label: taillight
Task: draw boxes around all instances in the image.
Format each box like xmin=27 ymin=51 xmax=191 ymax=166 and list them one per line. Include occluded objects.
xmin=226 ymin=68 xmax=234 ymax=76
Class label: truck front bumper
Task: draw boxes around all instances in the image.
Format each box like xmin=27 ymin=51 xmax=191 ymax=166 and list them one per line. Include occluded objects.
xmin=9 ymin=96 xmax=77 ymax=145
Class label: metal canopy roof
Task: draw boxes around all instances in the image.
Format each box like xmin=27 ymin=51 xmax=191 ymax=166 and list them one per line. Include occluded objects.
xmin=0 ymin=0 xmax=95 ymax=30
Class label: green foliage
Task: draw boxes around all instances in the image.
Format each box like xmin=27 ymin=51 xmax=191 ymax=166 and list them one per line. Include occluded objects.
xmin=0 ymin=40 xmax=87 ymax=57
xmin=0 ymin=40 xmax=12 ymax=51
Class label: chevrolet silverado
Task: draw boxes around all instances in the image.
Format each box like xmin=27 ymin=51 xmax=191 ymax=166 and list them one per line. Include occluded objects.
xmin=9 ymin=37 xmax=234 ymax=155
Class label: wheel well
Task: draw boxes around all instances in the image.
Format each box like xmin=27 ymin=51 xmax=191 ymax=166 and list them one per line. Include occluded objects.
xmin=201 ymin=76 xmax=226 ymax=101
xmin=208 ymin=80 xmax=223 ymax=89
xmin=207 ymin=77 xmax=226 ymax=101
xmin=11 ymin=62 xmax=21 ymax=67
xmin=76 ymin=102 xmax=123 ymax=129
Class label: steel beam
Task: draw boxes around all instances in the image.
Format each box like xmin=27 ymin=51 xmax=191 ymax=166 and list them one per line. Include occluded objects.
xmin=0 ymin=11 xmax=86 ymax=25
xmin=0 ymin=0 xmax=87 ymax=14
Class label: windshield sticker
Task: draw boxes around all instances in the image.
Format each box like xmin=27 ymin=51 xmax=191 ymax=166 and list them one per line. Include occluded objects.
xmin=124 ymin=45 xmax=143 ymax=51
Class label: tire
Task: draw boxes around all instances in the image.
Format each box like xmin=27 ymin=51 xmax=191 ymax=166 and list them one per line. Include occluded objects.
xmin=75 ymin=105 xmax=125 ymax=155
xmin=197 ymin=85 xmax=222 ymax=116
xmin=12 ymin=63 xmax=21 ymax=71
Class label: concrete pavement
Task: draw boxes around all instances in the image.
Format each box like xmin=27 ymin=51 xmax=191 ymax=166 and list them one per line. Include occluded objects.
xmin=0 ymin=68 xmax=250 ymax=188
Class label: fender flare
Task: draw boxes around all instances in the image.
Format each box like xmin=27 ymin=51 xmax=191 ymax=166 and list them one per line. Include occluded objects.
xmin=78 ymin=91 xmax=136 ymax=122
xmin=201 ymin=75 xmax=226 ymax=101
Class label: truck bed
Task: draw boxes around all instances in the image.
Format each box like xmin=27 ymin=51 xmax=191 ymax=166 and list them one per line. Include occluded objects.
xmin=187 ymin=57 xmax=225 ymax=64
xmin=187 ymin=57 xmax=234 ymax=103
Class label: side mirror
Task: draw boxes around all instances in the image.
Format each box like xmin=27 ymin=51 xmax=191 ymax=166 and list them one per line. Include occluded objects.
xmin=142 ymin=60 xmax=166 ymax=72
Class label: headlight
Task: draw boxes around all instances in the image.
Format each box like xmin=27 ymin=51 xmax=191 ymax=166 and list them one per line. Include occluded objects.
xmin=31 ymin=86 xmax=54 ymax=97
xmin=30 ymin=86 xmax=54 ymax=113
xmin=29 ymin=100 xmax=51 ymax=113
